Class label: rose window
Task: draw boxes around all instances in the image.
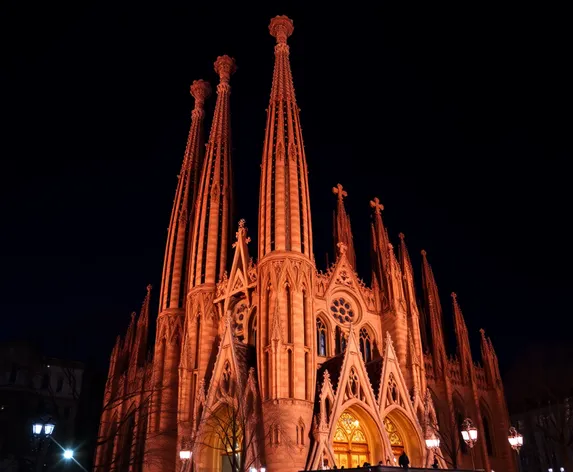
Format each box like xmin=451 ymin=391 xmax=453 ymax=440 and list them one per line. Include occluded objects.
xmin=330 ymin=297 xmax=355 ymax=324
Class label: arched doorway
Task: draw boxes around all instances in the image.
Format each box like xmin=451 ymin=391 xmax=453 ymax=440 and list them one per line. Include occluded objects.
xmin=384 ymin=416 xmax=404 ymax=465
xmin=383 ymin=409 xmax=425 ymax=467
xmin=332 ymin=410 xmax=373 ymax=468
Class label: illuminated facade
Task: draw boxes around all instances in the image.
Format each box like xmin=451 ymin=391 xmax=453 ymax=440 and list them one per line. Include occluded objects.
xmin=94 ymin=15 xmax=516 ymax=472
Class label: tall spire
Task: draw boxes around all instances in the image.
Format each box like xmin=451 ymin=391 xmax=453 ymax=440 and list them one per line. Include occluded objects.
xmin=370 ymin=197 xmax=393 ymax=310
xmin=398 ymin=233 xmax=427 ymax=393
xmin=451 ymin=292 xmax=473 ymax=382
xmin=160 ymin=80 xmax=211 ymax=311
xmin=332 ymin=183 xmax=356 ymax=268
xmin=421 ymin=250 xmax=447 ymax=376
xmin=129 ymin=285 xmax=152 ymax=377
xmin=258 ymin=15 xmax=313 ymax=260
xmin=399 ymin=233 xmax=429 ymax=351
xmin=189 ymin=56 xmax=236 ymax=287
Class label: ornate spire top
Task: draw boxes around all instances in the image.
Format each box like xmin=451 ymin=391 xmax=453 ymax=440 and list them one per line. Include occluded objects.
xmin=370 ymin=197 xmax=384 ymax=215
xmin=421 ymin=249 xmax=427 ymax=257
xmin=332 ymin=182 xmax=356 ymax=267
xmin=332 ymin=183 xmax=347 ymax=202
xmin=269 ymin=15 xmax=294 ymax=44
xmin=214 ymin=55 xmax=237 ymax=84
xmin=451 ymin=291 xmax=457 ymax=300
xmin=159 ymin=76 xmax=210 ymax=311
xmin=398 ymin=232 xmax=405 ymax=240
xmin=189 ymin=56 xmax=235 ymax=287
xmin=258 ymin=15 xmax=313 ymax=259
xmin=190 ymin=79 xmax=211 ymax=109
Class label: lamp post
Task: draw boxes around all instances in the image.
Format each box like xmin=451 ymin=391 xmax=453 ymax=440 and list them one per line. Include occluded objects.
xmin=31 ymin=420 xmax=55 ymax=472
xmin=425 ymin=433 xmax=440 ymax=468
xmin=180 ymin=450 xmax=192 ymax=472
xmin=508 ymin=426 xmax=524 ymax=472
xmin=460 ymin=417 xmax=478 ymax=470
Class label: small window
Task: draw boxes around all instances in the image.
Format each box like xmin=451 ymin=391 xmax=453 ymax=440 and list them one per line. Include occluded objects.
xmin=316 ymin=318 xmax=327 ymax=357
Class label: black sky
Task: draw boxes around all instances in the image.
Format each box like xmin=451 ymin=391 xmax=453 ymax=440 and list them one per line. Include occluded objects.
xmin=1 ymin=2 xmax=571 ymax=376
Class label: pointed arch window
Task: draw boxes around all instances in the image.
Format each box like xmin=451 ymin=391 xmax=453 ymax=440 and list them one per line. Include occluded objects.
xmin=248 ymin=312 xmax=257 ymax=347
xmin=359 ymin=327 xmax=372 ymax=362
xmin=335 ymin=326 xmax=347 ymax=355
xmin=317 ymin=317 xmax=327 ymax=357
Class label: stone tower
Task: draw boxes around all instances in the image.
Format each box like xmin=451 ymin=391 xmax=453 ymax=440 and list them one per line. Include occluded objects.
xmin=257 ymin=15 xmax=315 ymax=472
xmin=145 ymin=79 xmax=211 ymax=472
xmin=178 ymin=54 xmax=236 ymax=463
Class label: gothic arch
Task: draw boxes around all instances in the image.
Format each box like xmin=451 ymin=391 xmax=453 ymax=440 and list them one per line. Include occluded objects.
xmin=383 ymin=406 xmax=426 ymax=467
xmin=329 ymin=403 xmax=386 ymax=468
xmin=316 ymin=314 xmax=329 ymax=357
xmin=358 ymin=323 xmax=375 ymax=363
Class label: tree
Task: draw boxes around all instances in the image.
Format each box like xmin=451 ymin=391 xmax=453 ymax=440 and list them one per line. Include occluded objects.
xmin=193 ymin=366 xmax=295 ymax=472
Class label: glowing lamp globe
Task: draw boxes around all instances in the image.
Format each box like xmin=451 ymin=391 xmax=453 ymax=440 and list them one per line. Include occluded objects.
xmin=44 ymin=423 xmax=55 ymax=435
xmin=63 ymin=449 xmax=74 ymax=460
xmin=179 ymin=450 xmax=191 ymax=460
xmin=32 ymin=423 xmax=43 ymax=435
xmin=425 ymin=436 xmax=440 ymax=449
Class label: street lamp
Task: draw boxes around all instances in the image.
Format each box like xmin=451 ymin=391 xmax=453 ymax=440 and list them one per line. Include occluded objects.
xmin=508 ymin=426 xmax=523 ymax=452
xmin=31 ymin=420 xmax=55 ymax=472
xmin=508 ymin=426 xmax=524 ymax=472
xmin=425 ymin=433 xmax=440 ymax=469
xmin=63 ymin=449 xmax=74 ymax=460
xmin=460 ymin=417 xmax=478 ymax=470
xmin=180 ymin=450 xmax=192 ymax=472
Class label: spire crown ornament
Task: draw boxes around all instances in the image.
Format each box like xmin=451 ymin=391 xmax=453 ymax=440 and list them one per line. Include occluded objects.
xmin=370 ymin=197 xmax=384 ymax=215
xmin=214 ymin=55 xmax=237 ymax=84
xmin=190 ymin=79 xmax=212 ymax=108
xmin=332 ymin=183 xmax=348 ymax=202
xmin=269 ymin=15 xmax=294 ymax=44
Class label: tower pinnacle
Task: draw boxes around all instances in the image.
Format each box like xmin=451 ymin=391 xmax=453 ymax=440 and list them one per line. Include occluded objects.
xmin=332 ymin=183 xmax=356 ymax=268
xmin=159 ymin=79 xmax=210 ymax=312
xmin=258 ymin=15 xmax=313 ymax=259
xmin=189 ymin=55 xmax=236 ymax=287
xmin=269 ymin=15 xmax=294 ymax=44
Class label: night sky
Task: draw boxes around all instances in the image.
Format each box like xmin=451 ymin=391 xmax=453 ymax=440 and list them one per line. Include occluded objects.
xmin=1 ymin=3 xmax=571 ymax=379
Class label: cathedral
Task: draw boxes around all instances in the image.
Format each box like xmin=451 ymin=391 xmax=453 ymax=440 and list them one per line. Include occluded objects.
xmin=94 ymin=15 xmax=516 ymax=472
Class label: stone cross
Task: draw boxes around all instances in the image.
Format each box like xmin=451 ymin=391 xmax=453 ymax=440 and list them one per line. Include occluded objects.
xmin=370 ymin=197 xmax=384 ymax=215
xmin=332 ymin=183 xmax=347 ymax=202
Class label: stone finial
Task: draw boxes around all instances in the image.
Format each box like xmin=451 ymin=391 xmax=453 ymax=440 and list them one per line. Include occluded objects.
xmin=269 ymin=15 xmax=294 ymax=44
xmin=421 ymin=249 xmax=427 ymax=257
xmin=332 ymin=183 xmax=347 ymax=201
xmin=238 ymin=218 xmax=246 ymax=229
xmin=370 ymin=197 xmax=384 ymax=215
xmin=190 ymin=79 xmax=212 ymax=109
xmin=451 ymin=292 xmax=457 ymax=300
xmin=398 ymin=232 xmax=405 ymax=240
xmin=214 ymin=55 xmax=237 ymax=84
xmin=146 ymin=284 xmax=152 ymax=294
xmin=337 ymin=241 xmax=348 ymax=255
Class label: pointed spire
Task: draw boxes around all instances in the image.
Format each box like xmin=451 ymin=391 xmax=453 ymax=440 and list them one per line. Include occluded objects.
xmin=189 ymin=56 xmax=236 ymax=287
xmin=106 ymin=335 xmax=122 ymax=381
xmin=258 ymin=15 xmax=313 ymax=259
xmin=159 ymin=79 xmax=211 ymax=311
xmin=370 ymin=197 xmax=393 ymax=309
xmin=421 ymin=250 xmax=447 ymax=374
xmin=332 ymin=183 xmax=356 ymax=268
xmin=398 ymin=233 xmax=429 ymax=351
xmin=451 ymin=292 xmax=473 ymax=381
xmin=131 ymin=285 xmax=152 ymax=372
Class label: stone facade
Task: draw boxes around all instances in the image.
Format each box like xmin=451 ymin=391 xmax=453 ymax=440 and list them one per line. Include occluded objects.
xmin=94 ymin=15 xmax=516 ymax=472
